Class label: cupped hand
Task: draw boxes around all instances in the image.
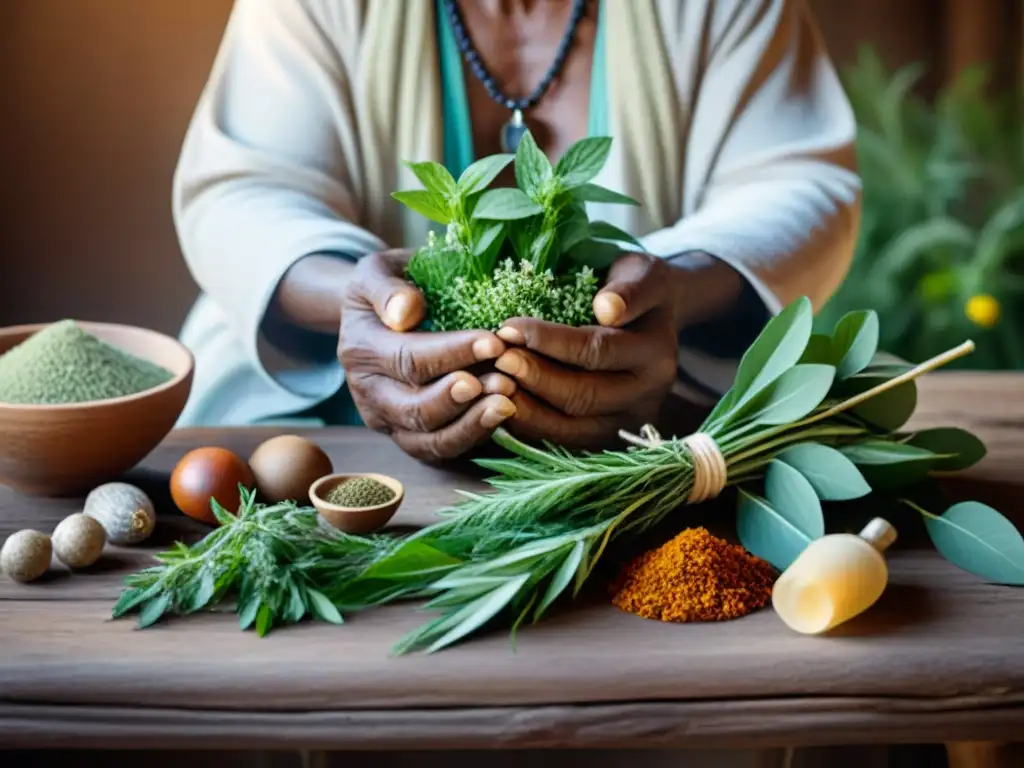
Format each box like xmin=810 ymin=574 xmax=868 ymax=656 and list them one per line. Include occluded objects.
xmin=339 ymin=250 xmax=518 ymax=462
xmin=494 ymin=252 xmax=681 ymax=448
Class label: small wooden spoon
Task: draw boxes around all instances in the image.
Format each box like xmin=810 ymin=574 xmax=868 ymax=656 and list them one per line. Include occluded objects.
xmin=308 ymin=473 xmax=404 ymax=535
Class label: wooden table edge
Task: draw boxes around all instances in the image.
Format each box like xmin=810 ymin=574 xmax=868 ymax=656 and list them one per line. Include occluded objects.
xmin=2 ymin=696 xmax=1022 ymax=751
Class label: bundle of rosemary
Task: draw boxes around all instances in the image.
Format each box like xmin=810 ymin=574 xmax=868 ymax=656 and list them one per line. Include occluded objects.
xmin=395 ymin=131 xmax=642 ymax=331
xmin=112 ymin=297 xmax=1024 ymax=651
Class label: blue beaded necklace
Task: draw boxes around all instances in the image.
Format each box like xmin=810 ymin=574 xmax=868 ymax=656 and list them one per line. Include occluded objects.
xmin=440 ymin=0 xmax=590 ymax=153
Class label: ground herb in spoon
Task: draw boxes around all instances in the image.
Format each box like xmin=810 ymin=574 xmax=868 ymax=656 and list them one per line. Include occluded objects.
xmin=326 ymin=478 xmax=395 ymax=508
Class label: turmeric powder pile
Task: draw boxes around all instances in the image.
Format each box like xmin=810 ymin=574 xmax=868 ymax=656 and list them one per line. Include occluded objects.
xmin=611 ymin=527 xmax=776 ymax=622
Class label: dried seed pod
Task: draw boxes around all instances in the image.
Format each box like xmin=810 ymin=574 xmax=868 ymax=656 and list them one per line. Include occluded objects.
xmin=52 ymin=513 xmax=107 ymax=569
xmin=84 ymin=482 xmax=157 ymax=545
xmin=1 ymin=530 xmax=52 ymax=583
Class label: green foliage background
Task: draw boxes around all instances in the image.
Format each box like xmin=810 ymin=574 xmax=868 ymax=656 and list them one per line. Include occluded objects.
xmin=817 ymin=46 xmax=1024 ymax=369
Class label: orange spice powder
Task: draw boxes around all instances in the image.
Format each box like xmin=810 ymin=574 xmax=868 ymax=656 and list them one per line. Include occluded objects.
xmin=611 ymin=527 xmax=777 ymax=622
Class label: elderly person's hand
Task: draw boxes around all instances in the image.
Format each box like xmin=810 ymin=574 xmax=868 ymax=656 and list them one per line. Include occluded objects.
xmin=339 ymin=250 xmax=517 ymax=462
xmin=494 ymin=252 xmax=742 ymax=449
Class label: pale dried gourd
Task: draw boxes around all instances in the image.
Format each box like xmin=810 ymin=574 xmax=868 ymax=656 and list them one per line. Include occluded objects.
xmin=52 ymin=513 xmax=106 ymax=569
xmin=84 ymin=482 xmax=156 ymax=545
xmin=1 ymin=530 xmax=52 ymax=583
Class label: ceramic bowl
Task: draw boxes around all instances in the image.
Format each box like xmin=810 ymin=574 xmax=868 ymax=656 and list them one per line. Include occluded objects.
xmin=309 ymin=473 xmax=405 ymax=535
xmin=0 ymin=322 xmax=194 ymax=497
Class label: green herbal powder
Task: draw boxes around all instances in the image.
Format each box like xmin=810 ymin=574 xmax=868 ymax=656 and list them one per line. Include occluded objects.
xmin=0 ymin=320 xmax=174 ymax=405
xmin=325 ymin=478 xmax=395 ymax=508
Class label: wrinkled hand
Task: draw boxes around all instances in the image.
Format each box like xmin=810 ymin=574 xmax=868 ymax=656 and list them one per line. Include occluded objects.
xmin=494 ymin=252 xmax=681 ymax=448
xmin=339 ymin=250 xmax=518 ymax=462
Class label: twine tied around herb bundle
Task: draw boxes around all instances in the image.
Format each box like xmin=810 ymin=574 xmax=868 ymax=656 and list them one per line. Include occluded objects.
xmin=618 ymin=425 xmax=727 ymax=505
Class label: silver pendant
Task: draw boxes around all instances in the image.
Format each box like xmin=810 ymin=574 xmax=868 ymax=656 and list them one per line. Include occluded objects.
xmin=500 ymin=109 xmax=528 ymax=153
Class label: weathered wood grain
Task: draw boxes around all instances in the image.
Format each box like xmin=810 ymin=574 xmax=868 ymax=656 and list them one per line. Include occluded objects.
xmin=1 ymin=374 xmax=1022 ymax=749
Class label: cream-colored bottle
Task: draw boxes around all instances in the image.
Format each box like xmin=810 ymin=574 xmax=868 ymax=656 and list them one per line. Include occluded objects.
xmin=772 ymin=518 xmax=897 ymax=635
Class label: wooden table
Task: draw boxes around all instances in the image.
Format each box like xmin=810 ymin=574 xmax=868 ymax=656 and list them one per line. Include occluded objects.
xmin=1 ymin=373 xmax=1023 ymax=752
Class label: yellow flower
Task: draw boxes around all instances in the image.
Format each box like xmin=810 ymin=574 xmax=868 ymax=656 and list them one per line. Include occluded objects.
xmin=965 ymin=294 xmax=1000 ymax=328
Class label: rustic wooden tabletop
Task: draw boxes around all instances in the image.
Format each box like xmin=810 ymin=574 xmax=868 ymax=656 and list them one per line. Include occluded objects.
xmin=1 ymin=373 xmax=1022 ymax=751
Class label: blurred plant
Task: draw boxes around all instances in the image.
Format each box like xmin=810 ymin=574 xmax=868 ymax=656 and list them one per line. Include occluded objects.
xmin=817 ymin=46 xmax=1024 ymax=369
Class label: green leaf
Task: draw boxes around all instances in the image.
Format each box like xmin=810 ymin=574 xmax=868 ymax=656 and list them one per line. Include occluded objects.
xmin=472 ymin=223 xmax=505 ymax=258
xmin=588 ymin=221 xmax=645 ymax=251
xmin=764 ymin=461 xmax=825 ymax=538
xmin=777 ymin=443 xmax=872 ymax=501
xmin=840 ymin=441 xmax=943 ymax=488
xmin=238 ymin=596 xmax=261 ymax=630
xmin=210 ymin=498 xmax=235 ymax=527
xmin=907 ymin=427 xmax=987 ymax=471
xmin=555 ymin=136 xmax=612 ymax=188
xmin=306 ymin=588 xmax=344 ymax=625
xmin=530 ymin=228 xmax=556 ymax=269
xmin=426 ymin=573 xmax=530 ymax=653
xmin=255 ymin=603 xmax=274 ymax=637
xmin=832 ymin=310 xmax=880 ymax=378
xmin=557 ymin=204 xmax=591 ymax=254
xmin=285 ymin=582 xmax=306 ymax=623
xmin=843 ymin=377 xmax=917 ymax=431
xmin=357 ymin=540 xmax=463 ymax=583
xmin=457 ymin=154 xmax=514 ymax=195
xmin=534 ymin=539 xmax=586 ymax=619
xmin=112 ymin=585 xmax=159 ymax=618
xmin=922 ymin=501 xmax=1024 ymax=585
xmin=570 ymin=183 xmax=639 ymax=206
xmin=137 ymin=593 xmax=172 ymax=629
xmin=799 ymin=334 xmax=834 ymax=364
xmin=514 ymin=131 xmax=552 ymax=198
xmin=735 ymin=364 xmax=835 ymax=426
xmin=473 ymin=188 xmax=544 ymax=220
xmin=736 ymin=490 xmax=816 ymax=571
xmin=189 ymin=570 xmax=216 ymax=612
xmin=565 ymin=239 xmax=622 ymax=270
xmin=721 ymin=296 xmax=815 ymax=416
xmin=391 ymin=190 xmax=452 ymax=224
xmin=405 ymin=160 xmax=457 ymax=198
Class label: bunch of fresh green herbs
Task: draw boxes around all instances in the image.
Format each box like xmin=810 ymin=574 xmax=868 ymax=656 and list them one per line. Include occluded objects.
xmin=113 ymin=298 xmax=1024 ymax=651
xmin=819 ymin=45 xmax=1024 ymax=368
xmin=395 ymin=131 xmax=643 ymax=331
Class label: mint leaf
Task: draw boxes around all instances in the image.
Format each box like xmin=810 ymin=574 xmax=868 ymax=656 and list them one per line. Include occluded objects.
xmin=565 ymin=239 xmax=622 ymax=270
xmin=571 ymin=183 xmax=639 ymax=206
xmin=555 ymin=136 xmax=612 ymax=188
xmin=557 ymin=204 xmax=591 ymax=254
xmin=473 ymin=188 xmax=544 ymax=220
xmin=405 ymin=160 xmax=457 ymax=198
xmin=589 ymin=221 xmax=645 ymax=251
xmin=514 ymin=131 xmax=553 ymax=198
xmin=458 ymin=154 xmax=515 ymax=195
xmin=392 ymin=190 xmax=452 ymax=224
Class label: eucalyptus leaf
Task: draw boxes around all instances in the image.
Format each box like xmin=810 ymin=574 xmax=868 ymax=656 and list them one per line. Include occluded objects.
xmin=765 ymin=461 xmax=825 ymax=538
xmin=736 ymin=490 xmax=816 ymax=571
xmin=405 ymin=160 xmax=457 ymax=198
xmin=570 ymin=183 xmax=639 ymax=206
xmin=514 ymin=131 xmax=552 ymax=198
xmin=391 ymin=190 xmax=452 ymax=224
xmin=457 ymin=154 xmax=515 ymax=195
xmin=832 ymin=310 xmax=880 ymax=378
xmin=777 ymin=443 xmax=872 ymax=501
xmin=840 ymin=441 xmax=943 ymax=488
xmin=907 ymin=427 xmax=987 ymax=471
xmin=733 ymin=364 xmax=835 ymax=426
xmin=473 ymin=188 xmax=544 ymax=220
xmin=799 ymin=334 xmax=834 ymax=365
xmin=555 ymin=136 xmax=612 ymax=188
xmin=922 ymin=501 xmax=1024 ymax=585
xmin=841 ymin=376 xmax=917 ymax=431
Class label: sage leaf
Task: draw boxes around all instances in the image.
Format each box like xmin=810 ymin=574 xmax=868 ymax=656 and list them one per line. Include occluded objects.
xmin=514 ymin=131 xmax=552 ymax=198
xmin=405 ymin=160 xmax=457 ymax=198
xmin=473 ymin=188 xmax=544 ymax=220
xmin=391 ymin=190 xmax=452 ymax=224
xmin=907 ymin=427 xmax=987 ymax=471
xmin=842 ymin=376 xmax=917 ymax=431
xmin=306 ymin=588 xmax=344 ymax=625
xmin=922 ymin=501 xmax=1024 ymax=585
xmin=457 ymin=154 xmax=514 ymax=195
xmin=713 ymin=296 xmax=813 ymax=424
xmin=736 ymin=490 xmax=816 ymax=571
xmin=571 ymin=183 xmax=639 ymax=206
xmin=799 ymin=334 xmax=834 ymax=365
xmin=765 ymin=461 xmax=825 ymax=538
xmin=777 ymin=443 xmax=872 ymax=501
xmin=589 ymin=221 xmax=646 ymax=251
xmin=555 ymin=136 xmax=612 ymax=188
xmin=535 ymin=539 xmax=586 ymax=619
xmin=832 ymin=310 xmax=880 ymax=378
xmin=735 ymin=364 xmax=835 ymax=426
xmin=840 ymin=441 xmax=943 ymax=489
xmin=472 ymin=223 xmax=505 ymax=258
xmin=137 ymin=593 xmax=172 ymax=629
xmin=426 ymin=573 xmax=530 ymax=653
